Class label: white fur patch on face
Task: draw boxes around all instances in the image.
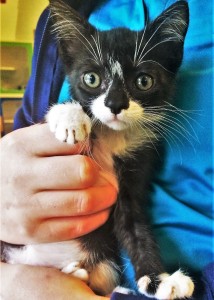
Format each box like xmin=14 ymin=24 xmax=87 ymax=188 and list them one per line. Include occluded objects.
xmin=91 ymin=94 xmax=144 ymax=131
xmin=108 ymin=56 xmax=124 ymax=80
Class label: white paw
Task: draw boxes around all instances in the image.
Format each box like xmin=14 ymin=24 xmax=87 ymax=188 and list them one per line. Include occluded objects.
xmin=46 ymin=102 xmax=92 ymax=144
xmin=156 ymin=270 xmax=194 ymax=300
xmin=61 ymin=261 xmax=89 ymax=283
xmin=138 ymin=270 xmax=194 ymax=300
xmin=138 ymin=275 xmax=151 ymax=294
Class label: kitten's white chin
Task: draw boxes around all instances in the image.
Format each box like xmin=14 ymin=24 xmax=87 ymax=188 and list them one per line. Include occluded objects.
xmin=106 ymin=120 xmax=128 ymax=131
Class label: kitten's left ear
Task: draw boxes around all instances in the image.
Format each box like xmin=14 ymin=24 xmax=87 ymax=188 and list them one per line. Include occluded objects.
xmin=49 ymin=0 xmax=96 ymax=67
xmin=145 ymin=1 xmax=189 ymax=72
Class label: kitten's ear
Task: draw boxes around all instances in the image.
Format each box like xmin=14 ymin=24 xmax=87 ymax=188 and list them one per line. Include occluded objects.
xmin=145 ymin=1 xmax=189 ymax=72
xmin=49 ymin=0 xmax=96 ymax=67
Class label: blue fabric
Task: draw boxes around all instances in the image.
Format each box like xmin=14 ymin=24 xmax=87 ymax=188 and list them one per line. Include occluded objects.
xmin=201 ymin=263 xmax=214 ymax=300
xmin=13 ymin=9 xmax=65 ymax=129
xmin=58 ymin=77 xmax=71 ymax=103
xmin=14 ymin=0 xmax=213 ymax=299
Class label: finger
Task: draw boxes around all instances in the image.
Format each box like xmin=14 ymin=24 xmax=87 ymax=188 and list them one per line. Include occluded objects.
xmin=34 ymin=210 xmax=111 ymax=243
xmin=32 ymin=155 xmax=99 ymax=190
xmin=33 ymin=184 xmax=117 ymax=218
xmin=16 ymin=124 xmax=90 ymax=156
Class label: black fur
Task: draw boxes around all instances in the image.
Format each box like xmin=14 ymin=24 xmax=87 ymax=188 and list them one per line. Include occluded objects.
xmin=50 ymin=0 xmax=189 ymax=296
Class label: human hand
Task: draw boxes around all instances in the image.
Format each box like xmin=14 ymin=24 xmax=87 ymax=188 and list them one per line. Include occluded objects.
xmin=0 ymin=262 xmax=110 ymax=300
xmin=0 ymin=124 xmax=117 ymax=244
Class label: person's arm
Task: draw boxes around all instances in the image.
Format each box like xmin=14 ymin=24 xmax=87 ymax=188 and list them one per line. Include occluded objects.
xmin=0 ymin=123 xmax=117 ymax=244
xmin=0 ymin=262 xmax=110 ymax=300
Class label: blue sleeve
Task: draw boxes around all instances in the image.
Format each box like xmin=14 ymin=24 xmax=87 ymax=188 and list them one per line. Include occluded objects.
xmin=13 ymin=8 xmax=65 ymax=129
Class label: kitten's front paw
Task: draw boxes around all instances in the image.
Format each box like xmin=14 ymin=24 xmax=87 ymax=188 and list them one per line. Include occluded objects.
xmin=46 ymin=102 xmax=92 ymax=144
xmin=138 ymin=270 xmax=194 ymax=300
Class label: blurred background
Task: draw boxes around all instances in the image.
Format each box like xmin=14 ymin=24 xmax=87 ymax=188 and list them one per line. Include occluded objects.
xmin=0 ymin=0 xmax=48 ymax=135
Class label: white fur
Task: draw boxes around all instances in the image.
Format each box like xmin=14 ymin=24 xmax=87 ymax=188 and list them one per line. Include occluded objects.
xmin=46 ymin=102 xmax=91 ymax=144
xmin=91 ymin=94 xmax=144 ymax=131
xmin=62 ymin=261 xmax=89 ymax=282
xmin=108 ymin=56 xmax=124 ymax=80
xmin=6 ymin=240 xmax=84 ymax=270
xmin=138 ymin=270 xmax=194 ymax=300
xmin=113 ymin=286 xmax=136 ymax=295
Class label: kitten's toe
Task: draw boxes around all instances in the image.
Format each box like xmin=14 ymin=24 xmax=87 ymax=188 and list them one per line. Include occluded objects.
xmin=72 ymin=268 xmax=89 ymax=283
xmin=137 ymin=270 xmax=194 ymax=300
xmin=113 ymin=286 xmax=136 ymax=295
xmin=156 ymin=270 xmax=194 ymax=300
xmin=46 ymin=102 xmax=92 ymax=144
xmin=137 ymin=274 xmax=160 ymax=297
xmin=61 ymin=261 xmax=80 ymax=274
xmin=62 ymin=261 xmax=89 ymax=283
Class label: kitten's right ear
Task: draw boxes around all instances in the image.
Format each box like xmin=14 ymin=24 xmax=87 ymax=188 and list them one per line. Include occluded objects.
xmin=49 ymin=0 xmax=96 ymax=67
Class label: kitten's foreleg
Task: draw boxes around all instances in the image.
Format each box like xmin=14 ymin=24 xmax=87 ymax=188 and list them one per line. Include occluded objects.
xmin=46 ymin=102 xmax=92 ymax=144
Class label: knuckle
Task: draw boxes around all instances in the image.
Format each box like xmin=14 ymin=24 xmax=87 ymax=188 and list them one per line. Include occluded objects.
xmin=79 ymin=156 xmax=98 ymax=187
xmin=76 ymin=191 xmax=93 ymax=214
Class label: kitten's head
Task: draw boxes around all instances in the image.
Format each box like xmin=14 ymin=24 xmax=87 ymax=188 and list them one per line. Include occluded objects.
xmin=50 ymin=0 xmax=189 ymax=132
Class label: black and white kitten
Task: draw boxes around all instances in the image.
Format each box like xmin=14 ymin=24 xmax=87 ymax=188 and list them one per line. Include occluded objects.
xmin=5 ymin=0 xmax=195 ymax=298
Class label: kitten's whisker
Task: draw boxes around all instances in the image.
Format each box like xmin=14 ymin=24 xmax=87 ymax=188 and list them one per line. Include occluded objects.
xmin=134 ymin=13 xmax=149 ymax=64
xmin=133 ymin=31 xmax=139 ymax=65
xmin=137 ymin=59 xmax=174 ymax=74
xmin=145 ymin=104 xmax=201 ymax=143
xmin=137 ymin=37 xmax=178 ymax=65
xmin=155 ymin=116 xmax=196 ymax=155
xmin=163 ymin=101 xmax=203 ymax=133
xmin=145 ymin=119 xmax=184 ymax=161
xmin=136 ymin=16 xmax=170 ymax=64
xmin=96 ymin=30 xmax=103 ymax=63
xmin=135 ymin=120 xmax=160 ymax=156
xmin=52 ymin=17 xmax=100 ymax=64
xmin=145 ymin=111 xmax=198 ymax=143
xmin=91 ymin=31 xmax=103 ymax=63
xmin=136 ymin=10 xmax=185 ymax=65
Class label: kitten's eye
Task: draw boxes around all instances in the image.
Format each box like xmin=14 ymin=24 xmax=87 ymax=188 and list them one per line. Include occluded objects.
xmin=136 ymin=74 xmax=153 ymax=91
xmin=83 ymin=72 xmax=101 ymax=88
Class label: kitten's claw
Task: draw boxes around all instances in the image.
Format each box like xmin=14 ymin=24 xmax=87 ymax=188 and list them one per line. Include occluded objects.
xmin=138 ymin=270 xmax=194 ymax=300
xmin=46 ymin=102 xmax=92 ymax=144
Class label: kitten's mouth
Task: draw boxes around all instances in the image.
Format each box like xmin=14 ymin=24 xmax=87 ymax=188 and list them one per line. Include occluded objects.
xmin=105 ymin=116 xmax=128 ymax=131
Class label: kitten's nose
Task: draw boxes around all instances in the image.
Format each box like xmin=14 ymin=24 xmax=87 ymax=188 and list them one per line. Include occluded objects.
xmin=105 ymin=99 xmax=129 ymax=115
xmin=105 ymin=93 xmax=129 ymax=115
